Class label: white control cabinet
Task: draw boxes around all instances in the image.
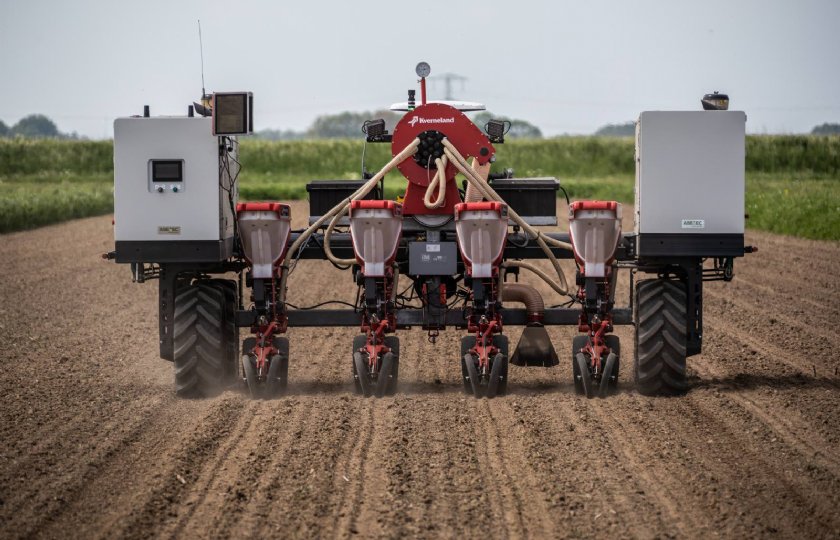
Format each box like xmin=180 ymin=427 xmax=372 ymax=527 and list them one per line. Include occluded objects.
xmin=113 ymin=116 xmax=237 ymax=262
xmin=634 ymin=111 xmax=745 ymax=257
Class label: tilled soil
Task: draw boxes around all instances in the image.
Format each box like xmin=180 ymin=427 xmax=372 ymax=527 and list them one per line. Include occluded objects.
xmin=1 ymin=201 xmax=839 ymax=539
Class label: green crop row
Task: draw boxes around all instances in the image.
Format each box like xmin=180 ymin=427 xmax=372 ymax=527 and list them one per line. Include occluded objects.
xmin=3 ymin=135 xmax=839 ymax=177
xmin=745 ymin=174 xmax=840 ymax=240
xmin=0 ymin=138 xmax=837 ymax=239
xmin=0 ymin=181 xmax=113 ymax=233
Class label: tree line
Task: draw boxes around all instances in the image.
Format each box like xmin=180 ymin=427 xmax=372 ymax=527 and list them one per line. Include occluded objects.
xmin=3 ymin=113 xmax=838 ymax=140
xmin=0 ymin=114 xmax=82 ymax=139
xmin=594 ymin=121 xmax=840 ymax=137
xmin=256 ymin=110 xmax=543 ymax=140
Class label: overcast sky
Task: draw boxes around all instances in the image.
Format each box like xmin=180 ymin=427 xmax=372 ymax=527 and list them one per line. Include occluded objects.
xmin=1 ymin=0 xmax=838 ymax=138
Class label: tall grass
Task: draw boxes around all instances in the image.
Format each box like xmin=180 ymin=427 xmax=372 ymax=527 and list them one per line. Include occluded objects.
xmin=4 ymin=135 xmax=838 ymax=179
xmin=745 ymin=174 xmax=839 ymax=240
xmin=0 ymin=139 xmax=113 ymax=175
xmin=0 ymin=181 xmax=113 ymax=233
xmin=0 ymin=136 xmax=837 ymax=238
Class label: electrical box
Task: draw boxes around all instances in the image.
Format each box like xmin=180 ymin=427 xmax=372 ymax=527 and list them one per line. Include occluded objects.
xmin=113 ymin=116 xmax=237 ymax=263
xmin=634 ymin=111 xmax=746 ymax=257
xmin=490 ymin=177 xmax=559 ymax=226
xmin=306 ymin=180 xmax=381 ymax=225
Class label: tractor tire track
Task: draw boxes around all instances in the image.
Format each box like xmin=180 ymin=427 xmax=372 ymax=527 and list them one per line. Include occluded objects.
xmin=690 ymin=361 xmax=840 ymax=475
xmin=704 ymin=313 xmax=838 ymax=380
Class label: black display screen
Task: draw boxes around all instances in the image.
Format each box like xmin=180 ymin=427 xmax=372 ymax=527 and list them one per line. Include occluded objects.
xmin=152 ymin=160 xmax=183 ymax=182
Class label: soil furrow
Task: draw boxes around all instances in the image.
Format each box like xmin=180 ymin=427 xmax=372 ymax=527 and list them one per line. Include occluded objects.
xmin=108 ymin=396 xmax=248 ymax=539
xmin=510 ymin=394 xmax=667 ymax=538
xmin=676 ymin=392 xmax=840 ymax=536
xmin=1 ymin=207 xmax=838 ymax=539
xmin=704 ymin=314 xmax=837 ymax=380
xmin=327 ymin=399 xmax=376 ymax=539
xmin=470 ymin=399 xmax=525 ymax=539
xmin=481 ymin=399 xmax=569 ymax=539
xmin=705 ymin=286 xmax=840 ymax=349
xmin=167 ymin=400 xmax=308 ymax=538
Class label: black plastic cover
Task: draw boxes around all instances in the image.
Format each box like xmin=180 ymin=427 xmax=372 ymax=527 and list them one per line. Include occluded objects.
xmin=489 ymin=178 xmax=559 ymax=224
xmin=306 ymin=180 xmax=381 ymax=218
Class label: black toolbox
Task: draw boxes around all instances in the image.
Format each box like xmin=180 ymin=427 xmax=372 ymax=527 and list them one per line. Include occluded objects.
xmin=306 ymin=180 xmax=382 ymax=224
xmin=489 ymin=177 xmax=559 ymax=225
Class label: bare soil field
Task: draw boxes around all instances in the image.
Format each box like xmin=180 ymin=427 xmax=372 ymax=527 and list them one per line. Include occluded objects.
xmin=1 ymin=201 xmax=839 ymax=539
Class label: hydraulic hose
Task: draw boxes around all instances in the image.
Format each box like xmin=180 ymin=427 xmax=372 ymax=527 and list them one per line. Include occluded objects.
xmin=464 ymin=158 xmax=489 ymax=203
xmin=501 ymin=260 xmax=568 ymax=298
xmin=422 ymin=155 xmax=449 ymax=209
xmin=441 ymin=139 xmax=572 ymax=295
xmin=293 ymin=138 xmax=420 ymax=269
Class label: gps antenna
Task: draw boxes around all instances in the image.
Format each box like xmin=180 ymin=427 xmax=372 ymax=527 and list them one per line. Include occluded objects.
xmin=193 ymin=20 xmax=212 ymax=116
xmin=198 ymin=19 xmax=207 ymax=99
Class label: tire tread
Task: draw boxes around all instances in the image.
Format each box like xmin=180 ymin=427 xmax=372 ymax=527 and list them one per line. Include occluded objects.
xmin=634 ymin=279 xmax=688 ymax=396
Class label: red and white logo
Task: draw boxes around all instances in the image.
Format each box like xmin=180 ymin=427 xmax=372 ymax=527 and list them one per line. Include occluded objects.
xmin=408 ymin=116 xmax=456 ymax=128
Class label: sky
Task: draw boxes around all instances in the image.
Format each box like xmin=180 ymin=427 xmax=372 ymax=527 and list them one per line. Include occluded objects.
xmin=1 ymin=0 xmax=838 ymax=139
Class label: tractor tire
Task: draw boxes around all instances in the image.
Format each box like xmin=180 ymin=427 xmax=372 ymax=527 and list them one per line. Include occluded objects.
xmin=571 ymin=335 xmax=590 ymax=396
xmin=173 ymin=281 xmax=231 ymax=398
xmin=634 ymin=278 xmax=688 ymax=396
xmin=265 ymin=336 xmax=289 ymax=398
xmin=214 ymin=280 xmax=240 ymax=382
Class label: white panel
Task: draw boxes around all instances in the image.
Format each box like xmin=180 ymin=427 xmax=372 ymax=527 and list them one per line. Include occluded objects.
xmin=114 ymin=117 xmax=227 ymax=242
xmin=635 ymin=111 xmax=746 ymax=235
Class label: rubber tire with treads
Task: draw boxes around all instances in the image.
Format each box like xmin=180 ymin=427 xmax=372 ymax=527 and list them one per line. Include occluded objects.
xmin=352 ymin=335 xmax=367 ymax=395
xmin=599 ymin=334 xmax=620 ymax=397
xmin=571 ymin=335 xmax=590 ymax=396
xmin=378 ymin=336 xmax=400 ymax=397
xmin=214 ymin=280 xmax=240 ymax=383
xmin=634 ymin=278 xmax=688 ymax=396
xmin=265 ymin=336 xmax=289 ymax=398
xmin=241 ymin=337 xmax=259 ymax=398
xmin=173 ymin=281 xmax=230 ymax=398
xmin=460 ymin=336 xmax=476 ymax=394
xmin=487 ymin=335 xmax=509 ymax=398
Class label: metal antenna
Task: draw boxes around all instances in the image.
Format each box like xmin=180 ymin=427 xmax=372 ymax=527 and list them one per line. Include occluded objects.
xmin=198 ymin=19 xmax=207 ymax=97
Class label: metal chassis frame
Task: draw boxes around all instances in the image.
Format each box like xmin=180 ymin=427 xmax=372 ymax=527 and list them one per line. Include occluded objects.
xmin=151 ymin=232 xmax=725 ymax=363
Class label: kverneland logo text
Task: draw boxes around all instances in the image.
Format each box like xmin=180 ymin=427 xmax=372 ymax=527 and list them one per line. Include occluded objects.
xmin=408 ymin=117 xmax=456 ymax=128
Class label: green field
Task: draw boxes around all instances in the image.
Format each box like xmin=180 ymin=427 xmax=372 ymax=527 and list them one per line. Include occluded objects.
xmin=0 ymin=136 xmax=838 ymax=240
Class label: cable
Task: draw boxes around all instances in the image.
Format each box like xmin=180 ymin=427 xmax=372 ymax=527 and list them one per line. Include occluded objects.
xmin=285 ymin=300 xmax=358 ymax=310
xmin=309 ymin=232 xmax=352 ymax=270
xmin=218 ymin=136 xmax=241 ymax=256
xmin=360 ymin=138 xmax=368 ymax=179
xmin=501 ymin=260 xmax=569 ymax=298
xmin=558 ymin=185 xmax=570 ymax=207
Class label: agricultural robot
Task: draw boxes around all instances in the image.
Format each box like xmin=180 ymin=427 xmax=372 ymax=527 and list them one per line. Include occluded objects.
xmin=106 ymin=63 xmax=752 ymax=398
